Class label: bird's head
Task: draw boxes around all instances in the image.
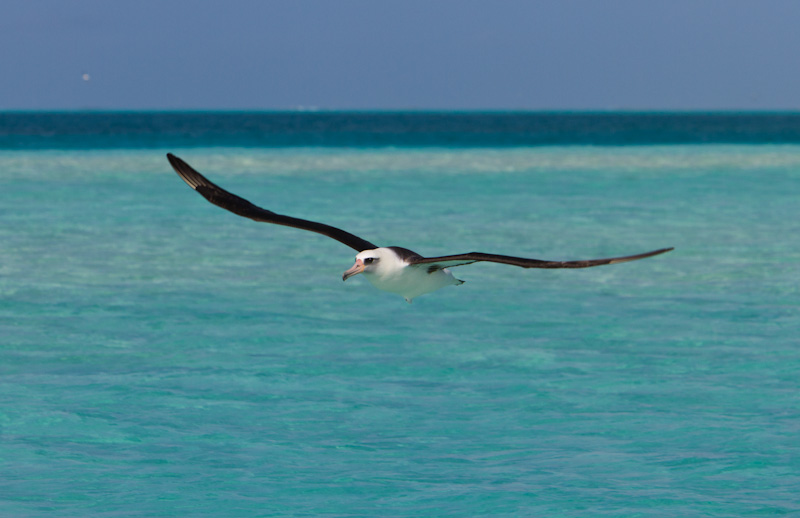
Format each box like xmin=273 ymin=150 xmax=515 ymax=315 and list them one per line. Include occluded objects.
xmin=342 ymin=249 xmax=388 ymax=281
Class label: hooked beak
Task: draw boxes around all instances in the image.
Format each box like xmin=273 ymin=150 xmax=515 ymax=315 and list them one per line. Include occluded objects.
xmin=342 ymin=259 xmax=365 ymax=281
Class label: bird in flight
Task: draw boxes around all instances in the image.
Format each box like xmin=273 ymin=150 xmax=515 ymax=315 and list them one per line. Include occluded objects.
xmin=167 ymin=154 xmax=672 ymax=303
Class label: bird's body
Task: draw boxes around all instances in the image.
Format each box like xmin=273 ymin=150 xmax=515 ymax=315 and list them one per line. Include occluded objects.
xmin=167 ymin=153 xmax=673 ymax=302
xmin=346 ymin=247 xmax=465 ymax=303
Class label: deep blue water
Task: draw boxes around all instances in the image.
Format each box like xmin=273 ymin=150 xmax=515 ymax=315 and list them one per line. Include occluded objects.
xmin=2 ymin=113 xmax=800 ymax=516
xmin=5 ymin=111 xmax=800 ymax=148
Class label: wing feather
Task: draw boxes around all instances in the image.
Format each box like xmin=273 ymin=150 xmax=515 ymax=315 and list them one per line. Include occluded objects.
xmin=411 ymin=248 xmax=674 ymax=270
xmin=167 ymin=153 xmax=378 ymax=252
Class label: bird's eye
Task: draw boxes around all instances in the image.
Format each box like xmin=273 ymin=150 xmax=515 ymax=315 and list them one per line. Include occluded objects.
xmin=364 ymin=257 xmax=376 ymax=264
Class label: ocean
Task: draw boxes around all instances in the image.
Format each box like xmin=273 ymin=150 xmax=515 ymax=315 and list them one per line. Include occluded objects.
xmin=1 ymin=113 xmax=799 ymax=516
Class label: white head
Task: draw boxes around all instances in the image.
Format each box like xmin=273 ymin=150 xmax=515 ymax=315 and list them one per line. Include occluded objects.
xmin=342 ymin=248 xmax=398 ymax=281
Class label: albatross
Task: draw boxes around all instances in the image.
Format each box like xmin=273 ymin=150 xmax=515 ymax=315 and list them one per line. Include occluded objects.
xmin=167 ymin=153 xmax=673 ymax=303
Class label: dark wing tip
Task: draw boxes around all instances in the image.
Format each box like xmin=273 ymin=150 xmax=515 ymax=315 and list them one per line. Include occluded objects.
xmin=607 ymin=247 xmax=674 ymax=265
xmin=166 ymin=153 xmax=207 ymax=191
xmin=166 ymin=153 xmax=266 ymax=214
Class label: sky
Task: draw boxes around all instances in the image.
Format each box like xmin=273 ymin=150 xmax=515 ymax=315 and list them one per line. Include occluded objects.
xmin=3 ymin=0 xmax=800 ymax=111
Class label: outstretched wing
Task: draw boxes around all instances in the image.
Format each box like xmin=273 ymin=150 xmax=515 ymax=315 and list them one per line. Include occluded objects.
xmin=167 ymin=153 xmax=378 ymax=252
xmin=410 ymin=248 xmax=674 ymax=272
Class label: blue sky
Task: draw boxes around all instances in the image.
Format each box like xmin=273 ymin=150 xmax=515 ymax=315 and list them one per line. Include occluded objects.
xmin=3 ymin=0 xmax=800 ymax=111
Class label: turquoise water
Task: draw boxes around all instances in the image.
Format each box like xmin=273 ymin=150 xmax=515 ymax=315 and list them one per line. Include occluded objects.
xmin=2 ymin=117 xmax=800 ymax=516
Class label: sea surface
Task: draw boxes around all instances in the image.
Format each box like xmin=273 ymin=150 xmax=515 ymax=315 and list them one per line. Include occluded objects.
xmin=2 ymin=113 xmax=799 ymax=516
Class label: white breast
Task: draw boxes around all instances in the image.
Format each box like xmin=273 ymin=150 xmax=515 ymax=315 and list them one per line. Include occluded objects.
xmin=364 ymin=254 xmax=463 ymax=302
